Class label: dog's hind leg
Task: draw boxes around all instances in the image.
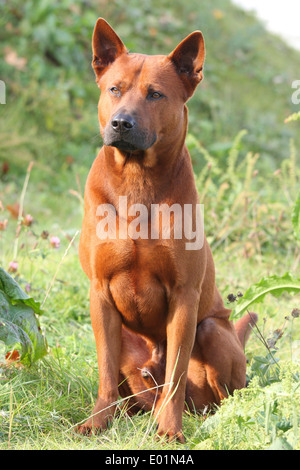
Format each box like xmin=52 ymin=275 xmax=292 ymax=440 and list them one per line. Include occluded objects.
xmin=193 ymin=316 xmax=248 ymax=405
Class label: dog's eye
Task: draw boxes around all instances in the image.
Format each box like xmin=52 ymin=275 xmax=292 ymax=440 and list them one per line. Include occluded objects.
xmin=141 ymin=368 xmax=150 ymax=379
xmin=110 ymin=87 xmax=120 ymax=96
xmin=150 ymin=92 xmax=162 ymax=100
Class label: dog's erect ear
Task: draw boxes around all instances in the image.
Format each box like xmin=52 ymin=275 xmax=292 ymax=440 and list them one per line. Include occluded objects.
xmin=92 ymin=18 xmax=127 ymax=82
xmin=168 ymin=31 xmax=205 ymax=99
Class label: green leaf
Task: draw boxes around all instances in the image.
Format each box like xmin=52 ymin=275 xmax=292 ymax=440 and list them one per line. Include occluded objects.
xmin=0 ymin=268 xmax=47 ymax=365
xmin=233 ymin=272 xmax=300 ymax=318
xmin=0 ymin=319 xmax=33 ymax=361
xmin=0 ymin=267 xmax=43 ymax=314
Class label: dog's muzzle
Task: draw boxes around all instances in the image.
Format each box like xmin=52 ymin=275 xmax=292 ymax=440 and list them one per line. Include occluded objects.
xmin=103 ymin=113 xmax=156 ymax=152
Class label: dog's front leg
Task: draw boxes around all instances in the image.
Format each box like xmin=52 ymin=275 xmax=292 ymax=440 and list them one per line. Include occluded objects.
xmin=155 ymin=288 xmax=199 ymax=443
xmin=77 ymin=280 xmax=122 ymax=434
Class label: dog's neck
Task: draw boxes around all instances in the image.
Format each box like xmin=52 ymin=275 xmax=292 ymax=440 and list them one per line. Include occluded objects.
xmin=102 ymin=107 xmax=189 ymax=208
xmin=103 ymin=142 xmax=191 ymax=209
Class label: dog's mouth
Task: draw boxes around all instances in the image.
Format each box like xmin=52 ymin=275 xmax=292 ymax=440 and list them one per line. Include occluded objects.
xmin=103 ymin=124 xmax=157 ymax=154
xmin=106 ymin=136 xmax=157 ymax=154
xmin=109 ymin=140 xmax=140 ymax=152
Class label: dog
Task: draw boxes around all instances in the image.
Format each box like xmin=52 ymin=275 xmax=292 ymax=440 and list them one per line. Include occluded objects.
xmin=78 ymin=18 xmax=256 ymax=442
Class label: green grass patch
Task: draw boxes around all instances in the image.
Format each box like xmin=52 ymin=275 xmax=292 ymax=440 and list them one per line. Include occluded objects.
xmin=1 ymin=0 xmax=300 ymax=451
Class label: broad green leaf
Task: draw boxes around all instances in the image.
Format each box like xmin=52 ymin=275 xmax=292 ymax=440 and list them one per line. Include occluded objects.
xmin=0 ymin=319 xmax=33 ymax=361
xmin=0 ymin=267 xmax=43 ymax=314
xmin=232 ymin=272 xmax=300 ymax=318
xmin=0 ymin=268 xmax=47 ymax=365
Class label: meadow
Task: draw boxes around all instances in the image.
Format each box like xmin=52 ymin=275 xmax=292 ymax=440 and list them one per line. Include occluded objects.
xmin=0 ymin=0 xmax=300 ymax=450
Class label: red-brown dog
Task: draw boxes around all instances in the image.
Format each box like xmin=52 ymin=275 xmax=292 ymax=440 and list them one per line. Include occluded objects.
xmin=78 ymin=18 xmax=256 ymax=442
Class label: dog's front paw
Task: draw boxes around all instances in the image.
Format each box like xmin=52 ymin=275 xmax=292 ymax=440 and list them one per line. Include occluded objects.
xmin=155 ymin=399 xmax=185 ymax=443
xmin=156 ymin=425 xmax=185 ymax=443
xmin=76 ymin=422 xmax=98 ymax=436
xmin=75 ymin=416 xmax=108 ymax=436
xmin=75 ymin=396 xmax=116 ymax=436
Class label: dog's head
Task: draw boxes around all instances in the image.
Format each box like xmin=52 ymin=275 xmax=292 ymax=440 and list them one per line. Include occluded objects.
xmin=92 ymin=18 xmax=205 ymax=156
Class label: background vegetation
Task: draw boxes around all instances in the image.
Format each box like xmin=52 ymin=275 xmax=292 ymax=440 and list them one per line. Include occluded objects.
xmin=0 ymin=0 xmax=299 ymax=450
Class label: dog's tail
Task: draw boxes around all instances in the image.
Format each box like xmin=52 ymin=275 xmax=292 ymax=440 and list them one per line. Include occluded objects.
xmin=234 ymin=312 xmax=258 ymax=348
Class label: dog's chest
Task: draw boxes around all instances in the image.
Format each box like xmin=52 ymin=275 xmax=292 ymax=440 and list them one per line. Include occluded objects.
xmin=98 ymin=238 xmax=177 ymax=338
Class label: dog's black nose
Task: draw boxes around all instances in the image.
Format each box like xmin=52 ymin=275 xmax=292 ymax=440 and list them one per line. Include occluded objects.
xmin=111 ymin=114 xmax=135 ymax=132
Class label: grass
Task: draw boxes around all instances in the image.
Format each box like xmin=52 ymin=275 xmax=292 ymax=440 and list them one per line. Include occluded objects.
xmin=1 ymin=0 xmax=300 ymax=178
xmin=1 ymin=0 xmax=300 ymax=451
xmin=0 ymin=136 xmax=300 ymax=450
